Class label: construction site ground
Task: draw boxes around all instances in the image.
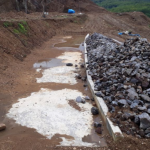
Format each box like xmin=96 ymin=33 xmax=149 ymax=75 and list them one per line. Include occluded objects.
xmin=0 ymin=10 xmax=150 ymax=150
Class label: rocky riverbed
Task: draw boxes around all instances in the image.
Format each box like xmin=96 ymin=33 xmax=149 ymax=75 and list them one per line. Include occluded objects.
xmin=85 ymin=33 xmax=150 ymax=138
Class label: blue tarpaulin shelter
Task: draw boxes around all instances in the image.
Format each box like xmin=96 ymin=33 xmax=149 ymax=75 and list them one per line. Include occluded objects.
xmin=68 ymin=9 xmax=75 ymax=14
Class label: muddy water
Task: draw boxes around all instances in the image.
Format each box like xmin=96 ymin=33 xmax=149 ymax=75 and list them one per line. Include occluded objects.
xmin=33 ymin=58 xmax=64 ymax=69
xmin=6 ymin=35 xmax=108 ymax=147
xmin=55 ymin=36 xmax=84 ymax=48
xmin=55 ymin=35 xmax=85 ymax=52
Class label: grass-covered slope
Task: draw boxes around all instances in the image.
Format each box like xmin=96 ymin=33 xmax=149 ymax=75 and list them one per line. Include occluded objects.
xmin=92 ymin=0 xmax=150 ymax=17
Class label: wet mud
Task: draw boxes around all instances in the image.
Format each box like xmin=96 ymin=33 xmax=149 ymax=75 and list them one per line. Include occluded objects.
xmin=1 ymin=35 xmax=108 ymax=148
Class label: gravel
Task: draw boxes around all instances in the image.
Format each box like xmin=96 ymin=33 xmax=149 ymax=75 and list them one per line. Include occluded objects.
xmin=86 ymin=33 xmax=150 ymax=138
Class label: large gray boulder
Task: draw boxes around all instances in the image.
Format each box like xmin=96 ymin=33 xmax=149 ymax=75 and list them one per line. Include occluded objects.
xmin=139 ymin=113 xmax=150 ymax=129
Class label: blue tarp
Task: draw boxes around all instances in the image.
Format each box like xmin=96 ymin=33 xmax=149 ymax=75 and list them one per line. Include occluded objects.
xmin=118 ymin=32 xmax=123 ymax=35
xmin=68 ymin=9 xmax=75 ymax=14
xmin=118 ymin=32 xmax=140 ymax=37
xmin=129 ymin=34 xmax=140 ymax=37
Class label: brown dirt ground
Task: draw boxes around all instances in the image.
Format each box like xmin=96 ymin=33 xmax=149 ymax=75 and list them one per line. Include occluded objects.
xmin=0 ymin=2 xmax=150 ymax=150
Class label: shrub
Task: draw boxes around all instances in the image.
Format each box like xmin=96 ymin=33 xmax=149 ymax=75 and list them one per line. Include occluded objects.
xmin=3 ymin=22 xmax=12 ymax=28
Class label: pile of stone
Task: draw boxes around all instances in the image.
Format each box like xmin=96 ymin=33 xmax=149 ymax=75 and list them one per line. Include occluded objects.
xmin=85 ymin=33 xmax=150 ymax=138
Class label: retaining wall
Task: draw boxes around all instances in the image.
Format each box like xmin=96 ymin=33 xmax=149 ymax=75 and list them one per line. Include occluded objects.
xmin=84 ymin=34 xmax=123 ymax=140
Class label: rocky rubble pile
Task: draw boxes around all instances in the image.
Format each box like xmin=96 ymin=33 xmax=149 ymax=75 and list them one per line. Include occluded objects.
xmin=86 ymin=33 xmax=150 ymax=138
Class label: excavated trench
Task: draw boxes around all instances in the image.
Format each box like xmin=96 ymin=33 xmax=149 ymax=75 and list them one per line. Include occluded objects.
xmin=6 ymin=35 xmax=108 ymax=147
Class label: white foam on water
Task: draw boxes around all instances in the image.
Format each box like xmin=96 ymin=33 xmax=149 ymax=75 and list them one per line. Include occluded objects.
xmin=7 ymin=88 xmax=96 ymax=146
xmin=36 ymin=52 xmax=82 ymax=85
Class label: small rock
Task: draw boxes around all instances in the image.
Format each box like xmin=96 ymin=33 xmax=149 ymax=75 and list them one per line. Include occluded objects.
xmin=66 ymin=63 xmax=73 ymax=66
xmin=95 ymin=127 xmax=102 ymax=134
xmin=76 ymin=96 xmax=85 ymax=104
xmin=109 ymin=105 xmax=115 ymax=113
xmin=80 ymin=63 xmax=85 ymax=68
xmin=95 ymin=91 xmax=105 ymax=98
xmin=139 ymin=113 xmax=150 ymax=129
xmin=76 ymin=74 xmax=82 ymax=79
xmin=126 ymin=69 xmax=133 ymax=75
xmin=0 ymin=124 xmax=6 ymax=131
xmin=126 ymin=131 xmax=130 ymax=135
xmin=94 ymin=122 xmax=102 ymax=128
xmin=118 ymin=99 xmax=128 ymax=107
xmin=134 ymin=115 xmax=140 ymax=125
xmin=145 ymin=133 xmax=150 ymax=138
xmin=142 ymin=79 xmax=149 ymax=88
xmin=130 ymin=103 xmax=138 ymax=109
xmin=139 ymin=130 xmax=145 ymax=137
xmin=127 ymin=88 xmax=139 ymax=100
xmin=92 ymin=102 xmax=96 ymax=106
xmin=91 ymin=98 xmax=94 ymax=101
xmin=135 ymin=134 xmax=141 ymax=138
xmin=84 ymin=96 xmax=90 ymax=100
xmin=121 ymin=112 xmax=134 ymax=121
xmin=140 ymin=94 xmax=150 ymax=102
xmin=91 ymin=107 xmax=99 ymax=115
xmin=138 ymin=106 xmax=147 ymax=111
xmin=111 ymin=101 xmax=118 ymax=106
xmin=81 ymin=77 xmax=86 ymax=81
xmin=145 ymin=127 xmax=150 ymax=134
xmin=83 ymin=84 xmax=87 ymax=87
xmin=127 ymin=100 xmax=132 ymax=105
xmin=147 ymin=109 xmax=150 ymax=114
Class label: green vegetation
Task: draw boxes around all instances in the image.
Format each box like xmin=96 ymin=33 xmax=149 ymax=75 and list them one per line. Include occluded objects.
xmin=18 ymin=23 xmax=27 ymax=35
xmin=13 ymin=21 xmax=28 ymax=35
xmin=3 ymin=22 xmax=12 ymax=28
xmin=3 ymin=21 xmax=29 ymax=35
xmin=13 ymin=29 xmax=20 ymax=34
xmin=92 ymin=0 xmax=150 ymax=17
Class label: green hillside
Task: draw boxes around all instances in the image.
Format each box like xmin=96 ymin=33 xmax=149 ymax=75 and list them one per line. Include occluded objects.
xmin=92 ymin=0 xmax=150 ymax=17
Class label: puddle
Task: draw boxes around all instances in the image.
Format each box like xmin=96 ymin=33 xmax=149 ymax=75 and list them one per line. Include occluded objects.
xmin=36 ymin=52 xmax=82 ymax=85
xmin=79 ymin=43 xmax=85 ymax=52
xmin=55 ymin=36 xmax=85 ymax=48
xmin=33 ymin=58 xmax=64 ymax=69
xmin=7 ymin=88 xmax=97 ymax=146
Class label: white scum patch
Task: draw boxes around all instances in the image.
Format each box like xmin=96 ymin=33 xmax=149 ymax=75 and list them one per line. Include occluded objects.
xmin=36 ymin=66 xmax=77 ymax=84
xmin=36 ymin=52 xmax=82 ymax=85
xmin=7 ymin=88 xmax=96 ymax=146
xmin=36 ymin=68 xmax=41 ymax=72
xmin=57 ymin=52 xmax=82 ymax=64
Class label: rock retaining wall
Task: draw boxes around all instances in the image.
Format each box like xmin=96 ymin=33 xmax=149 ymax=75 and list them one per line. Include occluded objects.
xmin=84 ymin=34 xmax=123 ymax=140
xmin=84 ymin=32 xmax=150 ymax=139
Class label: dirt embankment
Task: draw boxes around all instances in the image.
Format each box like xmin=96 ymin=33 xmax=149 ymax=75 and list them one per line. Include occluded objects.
xmin=0 ymin=13 xmax=88 ymax=94
xmin=0 ymin=0 xmax=106 ymax=13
